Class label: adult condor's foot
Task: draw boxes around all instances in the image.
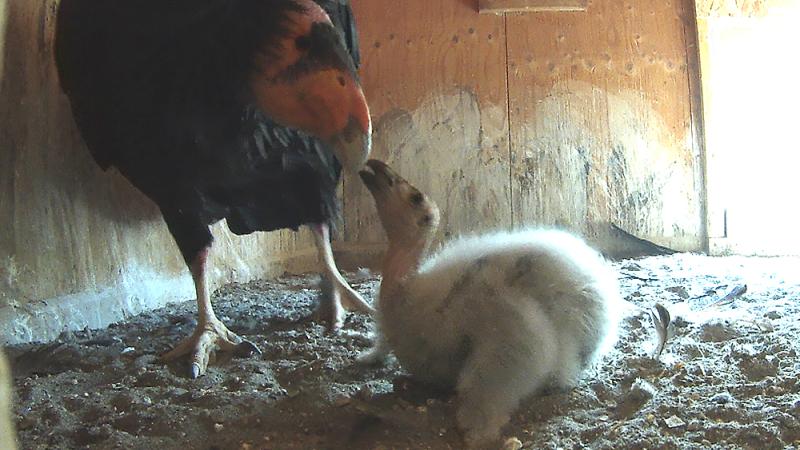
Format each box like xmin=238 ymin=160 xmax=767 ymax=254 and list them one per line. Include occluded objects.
xmin=316 ymin=275 xmax=375 ymax=331
xmin=161 ymin=316 xmax=260 ymax=379
xmin=160 ymin=246 xmax=259 ymax=378
xmin=312 ymin=224 xmax=375 ymax=331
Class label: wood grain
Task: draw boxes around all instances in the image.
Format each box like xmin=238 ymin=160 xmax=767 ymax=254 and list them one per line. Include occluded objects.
xmin=506 ymin=0 xmax=705 ymax=251
xmin=0 ymin=0 xmax=312 ymax=309
xmin=479 ymin=0 xmax=588 ymax=14
xmin=346 ymin=0 xmax=512 ymax=247
xmin=0 ymin=349 xmax=13 ymax=450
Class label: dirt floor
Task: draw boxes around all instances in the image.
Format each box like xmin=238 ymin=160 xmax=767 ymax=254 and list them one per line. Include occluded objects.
xmin=6 ymin=254 xmax=800 ymax=449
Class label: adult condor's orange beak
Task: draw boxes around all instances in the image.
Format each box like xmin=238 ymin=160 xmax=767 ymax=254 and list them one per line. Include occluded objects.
xmin=249 ymin=0 xmax=371 ymax=173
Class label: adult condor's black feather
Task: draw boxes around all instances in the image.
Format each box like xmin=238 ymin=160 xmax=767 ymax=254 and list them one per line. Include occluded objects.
xmin=55 ymin=0 xmax=374 ymax=378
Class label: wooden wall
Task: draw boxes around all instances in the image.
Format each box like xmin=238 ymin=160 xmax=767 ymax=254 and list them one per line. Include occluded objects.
xmin=344 ymin=0 xmax=706 ymax=256
xmin=1 ymin=0 xmax=707 ymax=342
xmin=342 ymin=1 xmax=512 ymax=248
xmin=696 ymin=0 xmax=800 ymax=256
xmin=0 ymin=348 xmax=14 ymax=450
xmin=0 ymin=0 xmax=318 ymax=344
xmin=0 ymin=0 xmax=18 ymax=446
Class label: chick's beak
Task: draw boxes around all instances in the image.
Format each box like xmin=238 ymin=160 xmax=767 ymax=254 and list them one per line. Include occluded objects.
xmin=358 ymin=159 xmax=393 ymax=192
xmin=358 ymin=165 xmax=375 ymax=190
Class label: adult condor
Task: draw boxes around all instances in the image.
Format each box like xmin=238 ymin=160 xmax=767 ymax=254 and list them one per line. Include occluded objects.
xmin=54 ymin=0 xmax=374 ymax=378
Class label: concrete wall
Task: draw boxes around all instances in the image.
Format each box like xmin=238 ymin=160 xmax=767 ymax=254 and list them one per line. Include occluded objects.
xmin=0 ymin=0 xmax=320 ymax=345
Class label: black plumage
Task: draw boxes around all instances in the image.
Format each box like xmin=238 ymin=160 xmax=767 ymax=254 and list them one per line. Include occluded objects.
xmin=55 ymin=0 xmax=362 ymax=263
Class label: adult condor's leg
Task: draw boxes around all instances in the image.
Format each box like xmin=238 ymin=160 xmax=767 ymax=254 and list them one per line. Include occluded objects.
xmin=311 ymin=223 xmax=374 ymax=330
xmin=159 ymin=209 xmax=259 ymax=378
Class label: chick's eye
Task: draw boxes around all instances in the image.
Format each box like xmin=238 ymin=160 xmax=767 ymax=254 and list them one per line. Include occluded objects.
xmin=410 ymin=193 xmax=424 ymax=206
xmin=417 ymin=215 xmax=432 ymax=227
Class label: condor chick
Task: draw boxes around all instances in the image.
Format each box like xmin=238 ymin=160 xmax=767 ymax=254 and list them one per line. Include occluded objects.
xmin=359 ymin=160 xmax=621 ymax=447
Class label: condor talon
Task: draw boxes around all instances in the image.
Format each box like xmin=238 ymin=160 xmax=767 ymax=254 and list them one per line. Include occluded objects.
xmin=234 ymin=341 xmax=262 ymax=358
xmin=190 ymin=363 xmax=201 ymax=380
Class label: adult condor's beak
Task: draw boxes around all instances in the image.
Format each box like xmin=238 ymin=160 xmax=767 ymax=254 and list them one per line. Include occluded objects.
xmin=324 ymin=80 xmax=372 ymax=174
xmin=249 ymin=0 xmax=372 ymax=173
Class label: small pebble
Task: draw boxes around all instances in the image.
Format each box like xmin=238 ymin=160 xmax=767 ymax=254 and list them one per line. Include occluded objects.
xmin=133 ymin=354 xmax=156 ymax=368
xmin=664 ymin=415 xmax=686 ymax=428
xmin=169 ymin=388 xmax=189 ymax=397
xmin=767 ymin=385 xmax=785 ymax=395
xmin=214 ymin=423 xmax=224 ymax=433
xmin=333 ymin=395 xmax=351 ymax=407
xmin=17 ymin=416 xmax=36 ymax=430
xmin=629 ymin=378 xmax=657 ymax=402
xmin=503 ymin=437 xmax=523 ymax=450
xmin=710 ymin=392 xmax=734 ymax=404
xmin=357 ymin=385 xmax=374 ymax=400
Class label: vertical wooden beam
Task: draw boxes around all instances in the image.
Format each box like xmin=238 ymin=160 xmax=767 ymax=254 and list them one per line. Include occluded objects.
xmin=0 ymin=350 xmax=15 ymax=450
xmin=682 ymin=0 xmax=710 ymax=252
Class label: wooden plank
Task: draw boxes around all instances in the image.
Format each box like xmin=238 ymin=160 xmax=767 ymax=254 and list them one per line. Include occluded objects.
xmin=683 ymin=0 xmax=709 ymax=251
xmin=506 ymin=0 xmax=705 ymax=252
xmin=347 ymin=0 xmax=705 ymax=257
xmin=346 ymin=0 xmax=512 ymax=248
xmin=479 ymin=0 xmax=588 ymax=14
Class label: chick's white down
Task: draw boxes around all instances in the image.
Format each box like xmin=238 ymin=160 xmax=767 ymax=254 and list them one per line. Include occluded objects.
xmin=358 ymin=159 xmax=622 ymax=446
xmin=378 ymin=230 xmax=618 ymax=390
xmin=370 ymin=229 xmax=622 ymax=445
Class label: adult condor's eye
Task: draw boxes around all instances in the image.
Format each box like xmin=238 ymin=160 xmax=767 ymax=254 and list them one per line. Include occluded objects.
xmin=410 ymin=192 xmax=424 ymax=206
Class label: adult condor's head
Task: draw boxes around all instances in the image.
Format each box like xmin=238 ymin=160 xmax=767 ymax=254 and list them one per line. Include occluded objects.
xmin=250 ymin=0 xmax=371 ymax=173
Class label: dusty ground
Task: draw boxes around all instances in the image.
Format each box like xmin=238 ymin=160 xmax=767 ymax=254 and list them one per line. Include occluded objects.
xmin=6 ymin=254 xmax=800 ymax=449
